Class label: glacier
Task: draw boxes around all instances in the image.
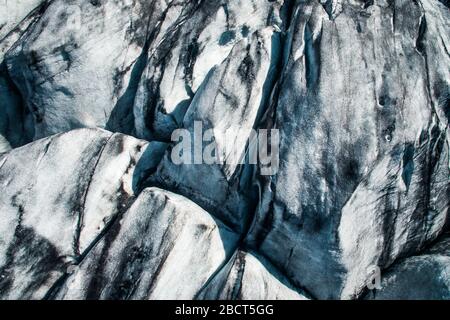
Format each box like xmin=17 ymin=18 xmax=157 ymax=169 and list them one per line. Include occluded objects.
xmin=0 ymin=0 xmax=449 ymax=300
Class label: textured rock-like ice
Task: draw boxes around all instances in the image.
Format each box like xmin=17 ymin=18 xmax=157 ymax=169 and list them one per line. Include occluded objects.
xmin=0 ymin=128 xmax=163 ymax=299
xmin=0 ymin=133 xmax=11 ymax=153
xmin=0 ymin=0 xmax=448 ymax=301
xmin=198 ymin=250 xmax=309 ymax=300
xmin=368 ymin=233 xmax=450 ymax=300
xmin=54 ymin=187 xmax=239 ymax=300
xmin=0 ymin=0 xmax=47 ymax=150
xmin=133 ymin=0 xmax=284 ymax=141
xmin=151 ymin=26 xmax=280 ymax=231
xmin=0 ymin=0 xmax=46 ymax=40
xmin=5 ymin=0 xmax=169 ymax=140
xmin=3 ymin=0 xmax=284 ymax=143
xmin=245 ymin=0 xmax=450 ymax=299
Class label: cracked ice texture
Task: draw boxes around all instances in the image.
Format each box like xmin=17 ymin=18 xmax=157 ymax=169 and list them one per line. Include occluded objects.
xmin=0 ymin=0 xmax=449 ymax=300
